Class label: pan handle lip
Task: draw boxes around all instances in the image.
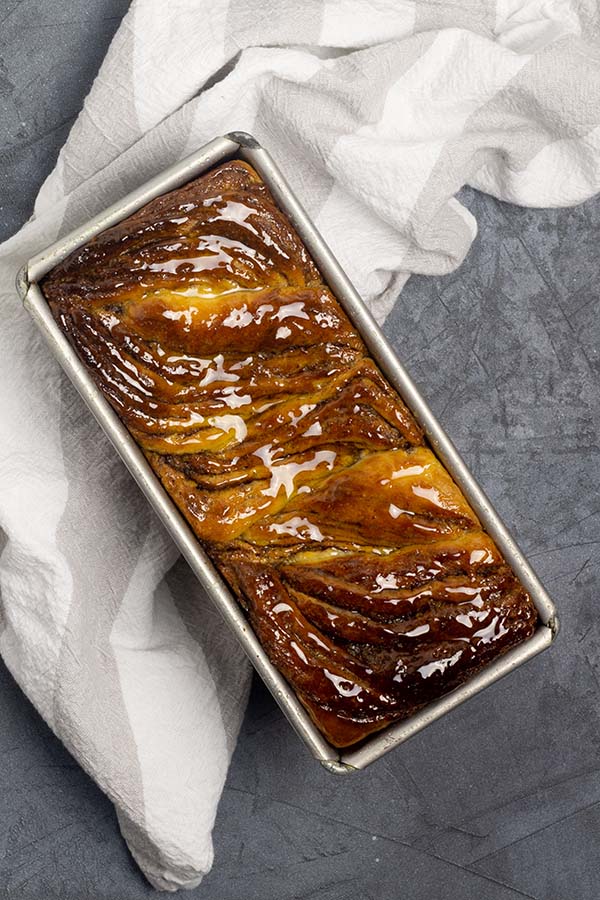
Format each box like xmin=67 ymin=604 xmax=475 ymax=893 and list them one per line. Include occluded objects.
xmin=16 ymin=263 xmax=30 ymax=301
xmin=320 ymin=759 xmax=357 ymax=776
xmin=226 ymin=130 xmax=261 ymax=149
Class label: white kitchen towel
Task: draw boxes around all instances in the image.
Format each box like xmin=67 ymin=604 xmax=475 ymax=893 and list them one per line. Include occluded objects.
xmin=1 ymin=0 xmax=599 ymax=891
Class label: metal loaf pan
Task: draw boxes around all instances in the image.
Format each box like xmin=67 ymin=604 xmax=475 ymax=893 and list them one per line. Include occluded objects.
xmin=17 ymin=132 xmax=559 ymax=774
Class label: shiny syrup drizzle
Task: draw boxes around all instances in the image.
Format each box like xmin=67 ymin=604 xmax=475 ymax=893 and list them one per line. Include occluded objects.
xmin=44 ymin=160 xmax=538 ymax=747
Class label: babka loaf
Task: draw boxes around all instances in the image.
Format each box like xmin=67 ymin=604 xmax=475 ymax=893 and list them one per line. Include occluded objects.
xmin=42 ymin=159 xmax=538 ymax=748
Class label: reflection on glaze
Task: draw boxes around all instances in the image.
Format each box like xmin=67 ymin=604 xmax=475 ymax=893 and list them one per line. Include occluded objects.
xmin=323 ymin=670 xmax=363 ymax=699
xmin=418 ymin=650 xmax=463 ymax=680
xmin=44 ymin=158 xmax=538 ymax=749
xmin=255 ymin=446 xmax=336 ymax=499
xmin=206 ymin=414 xmax=248 ymax=443
xmin=269 ymin=517 xmax=325 ymax=541
xmin=199 ymin=354 xmax=239 ymax=386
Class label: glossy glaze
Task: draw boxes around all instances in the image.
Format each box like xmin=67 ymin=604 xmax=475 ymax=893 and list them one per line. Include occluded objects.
xmin=43 ymin=160 xmax=538 ymax=748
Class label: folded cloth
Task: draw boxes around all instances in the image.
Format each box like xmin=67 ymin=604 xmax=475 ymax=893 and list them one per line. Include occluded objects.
xmin=1 ymin=0 xmax=599 ymax=890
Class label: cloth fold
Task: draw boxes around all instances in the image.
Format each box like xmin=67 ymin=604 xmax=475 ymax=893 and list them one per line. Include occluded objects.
xmin=1 ymin=0 xmax=599 ymax=890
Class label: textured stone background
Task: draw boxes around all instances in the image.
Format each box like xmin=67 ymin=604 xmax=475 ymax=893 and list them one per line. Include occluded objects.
xmin=1 ymin=2 xmax=599 ymax=898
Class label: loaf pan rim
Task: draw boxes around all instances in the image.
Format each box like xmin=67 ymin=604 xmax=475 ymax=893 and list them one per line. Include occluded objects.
xmin=16 ymin=132 xmax=558 ymax=773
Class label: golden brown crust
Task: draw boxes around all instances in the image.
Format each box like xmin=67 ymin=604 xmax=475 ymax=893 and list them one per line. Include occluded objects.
xmin=43 ymin=159 xmax=538 ymax=748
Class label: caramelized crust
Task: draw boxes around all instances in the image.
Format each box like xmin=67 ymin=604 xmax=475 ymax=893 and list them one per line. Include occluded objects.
xmin=43 ymin=160 xmax=538 ymax=747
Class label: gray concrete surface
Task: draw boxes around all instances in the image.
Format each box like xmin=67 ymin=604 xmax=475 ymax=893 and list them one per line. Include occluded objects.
xmin=1 ymin=2 xmax=599 ymax=898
